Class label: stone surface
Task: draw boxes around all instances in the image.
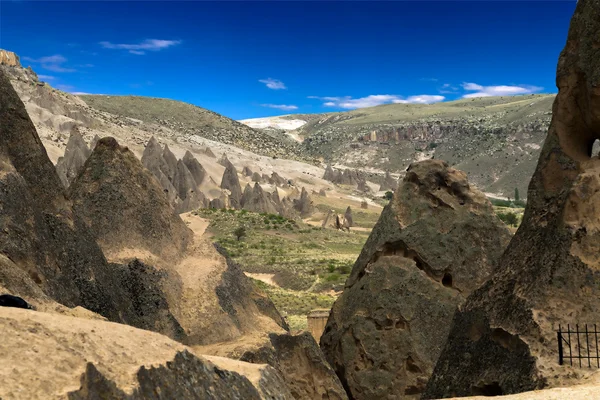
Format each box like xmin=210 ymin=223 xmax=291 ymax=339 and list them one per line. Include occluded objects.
xmin=55 ymin=129 xmax=91 ymax=187
xmin=424 ymin=1 xmax=600 ymax=397
xmin=182 ymin=150 xmax=207 ymax=186
xmin=241 ymin=332 xmax=348 ymax=400
xmin=221 ymin=159 xmax=243 ymax=209
xmin=69 ymin=137 xmax=192 ymax=263
xmin=0 ymin=49 xmax=20 ymax=67
xmin=379 ymin=171 xmax=398 ymax=192
xmin=320 ymin=159 xmax=511 ymax=399
xmin=344 ymin=207 xmax=353 ymax=227
xmin=0 ymin=307 xmax=293 ymax=400
xmin=293 ymin=187 xmax=314 ymax=217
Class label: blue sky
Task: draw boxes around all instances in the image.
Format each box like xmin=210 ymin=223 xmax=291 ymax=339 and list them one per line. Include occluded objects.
xmin=2 ymin=1 xmax=576 ymax=120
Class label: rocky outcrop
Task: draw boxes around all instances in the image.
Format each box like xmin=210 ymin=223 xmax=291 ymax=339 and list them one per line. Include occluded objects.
xmin=344 ymin=207 xmax=353 ymax=227
xmin=0 ymin=307 xmax=293 ymax=400
xmin=0 ymin=49 xmax=20 ymax=67
xmin=182 ymin=150 xmax=206 ymax=186
xmin=379 ymin=171 xmax=398 ymax=192
xmin=319 ymin=188 xmax=327 ymax=197
xmin=0 ymin=70 xmax=185 ymax=332
xmin=55 ymin=129 xmax=91 ymax=187
xmin=221 ymin=160 xmax=243 ymax=209
xmin=320 ymin=159 xmax=511 ymax=399
xmin=323 ymin=165 xmax=336 ymax=181
xmin=270 ymin=172 xmax=287 ymax=186
xmin=162 ymin=144 xmax=178 ymax=180
xmin=293 ymin=187 xmax=314 ymax=217
xmin=252 ymin=171 xmax=263 ymax=182
xmin=241 ymin=332 xmax=348 ymax=400
xmin=322 ymin=210 xmax=349 ymax=231
xmin=356 ymin=178 xmax=370 ymax=193
xmin=242 ymin=166 xmax=253 ymax=177
xmin=90 ymin=134 xmax=100 ymax=150
xmin=218 ymin=153 xmax=231 ymax=167
xmin=69 ymin=137 xmax=192 ymax=263
xmin=424 ymin=1 xmax=600 ymax=397
xmin=202 ymin=146 xmax=216 ymax=158
xmin=244 ymin=183 xmax=278 ymax=214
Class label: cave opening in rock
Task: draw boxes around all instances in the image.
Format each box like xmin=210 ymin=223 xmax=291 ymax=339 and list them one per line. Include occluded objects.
xmin=471 ymin=382 xmax=503 ymax=396
xmin=442 ymin=272 xmax=453 ymax=288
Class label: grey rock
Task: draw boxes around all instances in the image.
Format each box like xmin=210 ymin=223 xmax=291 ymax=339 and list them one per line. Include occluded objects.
xmin=182 ymin=150 xmax=206 ymax=186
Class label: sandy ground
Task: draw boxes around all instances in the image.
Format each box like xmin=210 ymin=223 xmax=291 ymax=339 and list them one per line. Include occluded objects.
xmin=245 ymin=273 xmax=280 ymax=287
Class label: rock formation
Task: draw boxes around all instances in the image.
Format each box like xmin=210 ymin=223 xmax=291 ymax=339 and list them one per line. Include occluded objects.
xmin=424 ymin=1 xmax=600 ymax=397
xmin=55 ymin=128 xmax=91 ymax=187
xmin=0 ymin=308 xmax=293 ymax=400
xmin=319 ymin=188 xmax=327 ymax=197
xmin=270 ymin=171 xmax=287 ymax=186
xmin=0 ymin=70 xmax=185 ymax=332
xmin=241 ymin=183 xmax=253 ymax=208
xmin=69 ymin=137 xmax=193 ymax=262
xmin=379 ymin=171 xmax=398 ymax=192
xmin=182 ymin=150 xmax=206 ymax=186
xmin=323 ymin=165 xmax=336 ymax=181
xmin=90 ymin=134 xmax=101 ymax=150
xmin=218 ymin=153 xmax=231 ymax=166
xmin=244 ymin=183 xmax=278 ymax=214
xmin=202 ymin=146 xmax=216 ymax=158
xmin=251 ymin=171 xmax=263 ymax=182
xmin=221 ymin=160 xmax=243 ymax=208
xmin=344 ymin=206 xmax=353 ymax=227
xmin=0 ymin=49 xmax=20 ymax=67
xmin=357 ymin=178 xmax=370 ymax=193
xmin=293 ymin=187 xmax=315 ymax=217
xmin=360 ymin=200 xmax=368 ymax=209
xmin=242 ymin=166 xmax=253 ymax=177
xmin=322 ymin=210 xmax=349 ymax=231
xmin=162 ymin=144 xmax=178 ymax=180
xmin=241 ymin=332 xmax=349 ymax=400
xmin=320 ymin=159 xmax=511 ymax=399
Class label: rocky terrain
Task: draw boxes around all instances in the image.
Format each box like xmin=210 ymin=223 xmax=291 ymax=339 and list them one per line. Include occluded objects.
xmin=320 ymin=160 xmax=511 ymax=399
xmin=423 ymin=0 xmax=600 ymax=397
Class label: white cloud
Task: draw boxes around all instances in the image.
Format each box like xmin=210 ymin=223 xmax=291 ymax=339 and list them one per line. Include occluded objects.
xmin=420 ymin=77 xmax=438 ymax=82
xmin=23 ymin=54 xmax=75 ymax=72
xmin=71 ymin=92 xmax=93 ymax=95
xmin=309 ymin=94 xmax=445 ymax=109
xmin=259 ymin=78 xmax=286 ymax=90
xmin=261 ymin=104 xmax=298 ymax=111
xmin=99 ymin=39 xmax=181 ymax=55
xmin=37 ymin=74 xmax=55 ymax=80
xmin=461 ymin=82 xmax=543 ymax=98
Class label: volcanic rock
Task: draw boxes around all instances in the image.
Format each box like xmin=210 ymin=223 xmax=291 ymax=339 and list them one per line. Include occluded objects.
xmin=182 ymin=150 xmax=206 ymax=186
xmin=323 ymin=165 xmax=336 ymax=181
xmin=242 ymin=166 xmax=253 ymax=177
xmin=320 ymin=159 xmax=511 ymax=399
xmin=0 ymin=308 xmax=293 ymax=400
xmin=162 ymin=144 xmax=178 ymax=180
xmin=270 ymin=172 xmax=287 ymax=186
xmin=244 ymin=183 xmax=278 ymax=214
xmin=241 ymin=183 xmax=253 ymax=208
xmin=55 ymin=129 xmax=91 ymax=187
xmin=221 ymin=160 xmax=243 ymax=209
xmin=344 ymin=206 xmax=353 ymax=227
xmin=379 ymin=171 xmax=398 ymax=192
xmin=69 ymin=137 xmax=192 ymax=262
xmin=241 ymin=332 xmax=349 ymax=400
xmin=293 ymin=187 xmax=314 ymax=217
xmin=251 ymin=171 xmax=263 ymax=182
xmin=424 ymin=1 xmax=600 ymax=397
xmin=0 ymin=70 xmax=181 ymax=331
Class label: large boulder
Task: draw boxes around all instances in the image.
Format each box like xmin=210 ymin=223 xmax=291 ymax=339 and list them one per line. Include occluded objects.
xmin=241 ymin=332 xmax=349 ymax=400
xmin=55 ymin=129 xmax=91 ymax=187
xmin=424 ymin=1 xmax=600 ymax=397
xmin=320 ymin=159 xmax=511 ymax=399
xmin=0 ymin=307 xmax=293 ymax=400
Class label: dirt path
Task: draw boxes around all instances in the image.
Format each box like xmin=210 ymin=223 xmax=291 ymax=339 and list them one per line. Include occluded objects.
xmin=245 ymin=273 xmax=279 ymax=287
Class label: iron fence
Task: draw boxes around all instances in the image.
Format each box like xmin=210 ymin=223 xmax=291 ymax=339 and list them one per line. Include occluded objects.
xmin=557 ymin=324 xmax=600 ymax=367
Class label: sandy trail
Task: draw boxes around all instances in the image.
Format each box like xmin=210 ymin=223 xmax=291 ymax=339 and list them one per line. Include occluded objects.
xmin=245 ymin=273 xmax=279 ymax=287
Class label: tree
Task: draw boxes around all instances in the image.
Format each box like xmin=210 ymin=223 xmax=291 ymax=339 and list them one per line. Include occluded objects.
xmin=383 ymin=191 xmax=394 ymax=200
xmin=233 ymin=226 xmax=247 ymax=241
xmin=514 ymin=188 xmax=520 ymax=202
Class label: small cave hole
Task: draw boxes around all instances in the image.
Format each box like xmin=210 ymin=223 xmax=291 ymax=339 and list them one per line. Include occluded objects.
xmin=472 ymin=382 xmax=503 ymax=396
xmin=442 ymin=272 xmax=453 ymax=288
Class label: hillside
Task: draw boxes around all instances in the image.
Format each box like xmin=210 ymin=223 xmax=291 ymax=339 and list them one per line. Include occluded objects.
xmin=258 ymin=95 xmax=557 ymax=198
xmin=80 ymin=95 xmax=303 ymax=160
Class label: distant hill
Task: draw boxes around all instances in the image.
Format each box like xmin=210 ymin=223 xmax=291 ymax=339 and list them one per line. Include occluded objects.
xmin=80 ymin=95 xmax=304 ymax=160
xmin=260 ymin=95 xmax=556 ymax=198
